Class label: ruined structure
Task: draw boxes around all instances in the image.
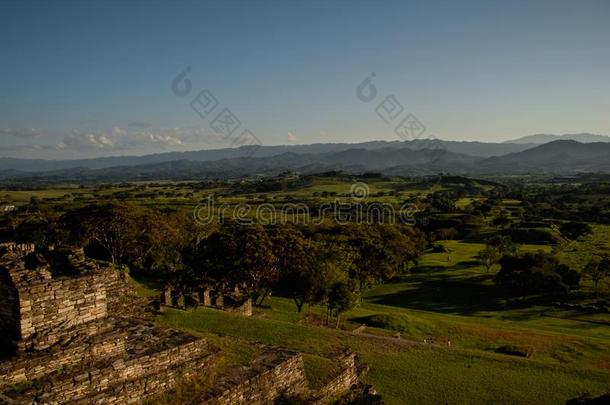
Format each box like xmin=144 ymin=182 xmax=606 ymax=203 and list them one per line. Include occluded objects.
xmin=0 ymin=243 xmax=218 ymax=404
xmin=0 ymin=243 xmax=370 ymax=404
xmin=160 ymin=286 xmax=253 ymax=316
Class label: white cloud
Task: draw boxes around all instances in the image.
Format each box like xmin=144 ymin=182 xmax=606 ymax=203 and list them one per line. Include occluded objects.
xmin=287 ymin=131 xmax=297 ymax=142
xmin=55 ymin=126 xmax=228 ymax=153
xmin=0 ymin=128 xmax=44 ymax=138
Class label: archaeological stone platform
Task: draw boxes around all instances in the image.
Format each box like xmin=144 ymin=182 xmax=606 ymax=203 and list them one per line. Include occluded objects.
xmin=0 ymin=243 xmax=218 ymax=404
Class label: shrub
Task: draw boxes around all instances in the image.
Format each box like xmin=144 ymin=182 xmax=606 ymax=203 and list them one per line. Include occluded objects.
xmin=355 ymin=314 xmax=409 ymax=332
xmin=495 ymin=345 xmax=533 ymax=358
xmin=495 ymin=252 xmax=579 ymax=297
xmin=503 ymin=228 xmax=558 ymax=244
xmin=432 ymin=244 xmax=448 ymax=253
xmin=559 ymin=221 xmax=593 ymax=240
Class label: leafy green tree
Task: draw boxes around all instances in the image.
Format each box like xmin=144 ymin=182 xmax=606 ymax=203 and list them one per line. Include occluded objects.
xmin=495 ymin=252 xmax=580 ymax=297
xmin=487 ymin=235 xmax=518 ymax=255
xmin=61 ymin=203 xmax=142 ymax=265
xmin=327 ymin=281 xmax=359 ymax=328
xmin=62 ymin=203 xmax=192 ymax=278
xmin=270 ymin=225 xmax=319 ymax=311
xmin=492 ymin=212 xmax=512 ymax=229
xmin=559 ymin=221 xmax=593 ymax=240
xmin=477 ymin=245 xmax=501 ymax=272
xmin=188 ymin=222 xmax=277 ymax=302
xmin=584 ymin=257 xmax=610 ymax=288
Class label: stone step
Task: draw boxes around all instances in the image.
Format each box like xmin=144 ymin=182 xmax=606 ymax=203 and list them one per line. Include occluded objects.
xmin=0 ymin=327 xmax=127 ymax=387
xmin=2 ymin=335 xmax=215 ymax=404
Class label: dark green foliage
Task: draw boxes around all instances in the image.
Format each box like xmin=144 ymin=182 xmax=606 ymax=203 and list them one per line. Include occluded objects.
xmin=353 ymin=314 xmax=410 ymax=332
xmin=559 ymin=221 xmax=593 ymax=240
xmin=186 ymin=221 xmax=277 ymax=300
xmin=494 ymin=345 xmax=533 ymax=358
xmin=502 ymin=228 xmax=558 ymax=244
xmin=495 ymin=252 xmax=579 ymax=297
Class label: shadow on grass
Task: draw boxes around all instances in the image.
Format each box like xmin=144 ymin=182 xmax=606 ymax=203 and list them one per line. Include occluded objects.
xmin=367 ymin=266 xmax=503 ymax=315
xmin=369 ymin=264 xmax=579 ymax=318
xmin=366 ymin=261 xmax=569 ymax=317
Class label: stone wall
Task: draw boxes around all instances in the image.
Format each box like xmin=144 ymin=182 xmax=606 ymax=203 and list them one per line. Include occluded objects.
xmin=24 ymin=339 xmax=213 ymax=404
xmin=85 ymin=350 xmax=219 ymax=405
xmin=201 ymin=349 xmax=363 ymax=405
xmin=0 ymin=327 xmax=127 ymax=386
xmin=223 ymin=297 xmax=253 ymax=316
xmin=0 ymin=246 xmax=138 ymax=352
xmin=313 ymin=351 xmax=360 ymax=403
xmin=0 ymin=244 xmax=220 ymax=405
xmin=203 ymin=349 xmax=309 ymax=405
xmin=16 ymin=271 xmax=113 ymax=351
xmin=0 ymin=267 xmax=20 ymax=353
xmin=1 ymin=324 xmax=218 ymax=405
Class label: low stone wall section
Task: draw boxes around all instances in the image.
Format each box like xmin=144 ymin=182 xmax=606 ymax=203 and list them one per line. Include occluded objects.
xmin=6 ymin=337 xmax=212 ymax=404
xmin=313 ymin=351 xmax=360 ymax=403
xmin=0 ymin=327 xmax=127 ymax=386
xmin=202 ymin=349 xmax=309 ymax=405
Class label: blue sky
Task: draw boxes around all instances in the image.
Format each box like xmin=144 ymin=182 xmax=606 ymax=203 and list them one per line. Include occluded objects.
xmin=1 ymin=0 xmax=609 ymax=158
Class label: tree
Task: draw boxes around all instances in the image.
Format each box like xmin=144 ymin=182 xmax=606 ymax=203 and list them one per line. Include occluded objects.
xmin=61 ymin=203 xmax=143 ymax=265
xmin=477 ymin=246 xmax=501 ymax=272
xmin=487 ymin=235 xmax=518 ymax=255
xmin=327 ymin=281 xmax=359 ymax=328
xmin=495 ymin=252 xmax=580 ymax=297
xmin=492 ymin=212 xmax=511 ymax=229
xmin=131 ymin=209 xmax=192 ymax=276
xmin=584 ymin=257 xmax=610 ymax=288
xmin=187 ymin=222 xmax=277 ymax=303
xmin=340 ymin=224 xmax=424 ymax=291
xmin=559 ymin=221 xmax=593 ymax=240
xmin=61 ymin=203 xmax=192 ymax=278
xmin=271 ymin=225 xmax=319 ymax=312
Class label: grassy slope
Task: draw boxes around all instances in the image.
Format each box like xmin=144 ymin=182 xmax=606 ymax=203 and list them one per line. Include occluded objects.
xmin=7 ymin=181 xmax=610 ymax=403
xmin=156 ymin=239 xmax=610 ymax=404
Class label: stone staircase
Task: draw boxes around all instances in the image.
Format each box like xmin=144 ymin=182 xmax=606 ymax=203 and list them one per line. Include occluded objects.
xmin=0 ymin=319 xmax=219 ymax=404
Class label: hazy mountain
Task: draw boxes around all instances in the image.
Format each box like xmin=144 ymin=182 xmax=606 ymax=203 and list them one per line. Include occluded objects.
xmin=0 ymin=147 xmax=481 ymax=184
xmin=505 ymin=133 xmax=610 ymax=144
xmin=2 ymin=140 xmax=609 ymax=184
xmin=0 ymin=139 xmax=532 ymax=173
xmin=479 ymin=140 xmax=610 ymax=173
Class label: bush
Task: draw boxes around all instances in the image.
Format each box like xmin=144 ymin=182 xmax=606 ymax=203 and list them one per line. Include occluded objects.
xmin=503 ymin=228 xmax=558 ymax=244
xmin=354 ymin=314 xmax=409 ymax=332
xmin=559 ymin=221 xmax=593 ymax=240
xmin=495 ymin=345 xmax=533 ymax=358
xmin=495 ymin=252 xmax=579 ymax=297
xmin=432 ymin=244 xmax=448 ymax=253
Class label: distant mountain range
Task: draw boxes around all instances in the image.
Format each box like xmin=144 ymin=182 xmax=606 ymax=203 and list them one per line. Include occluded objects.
xmin=1 ymin=138 xmax=609 ymax=184
xmin=504 ymin=133 xmax=610 ymax=144
xmin=478 ymin=140 xmax=610 ymax=173
xmin=0 ymin=139 xmax=533 ymax=173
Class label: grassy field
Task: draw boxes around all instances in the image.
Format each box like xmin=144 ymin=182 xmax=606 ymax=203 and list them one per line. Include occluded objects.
xmin=154 ymin=238 xmax=610 ymax=404
xmin=5 ymin=177 xmax=610 ymax=403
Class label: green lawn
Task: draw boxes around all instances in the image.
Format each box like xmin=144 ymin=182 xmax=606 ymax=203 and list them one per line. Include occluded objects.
xmin=5 ymin=181 xmax=610 ymax=403
xmin=157 ymin=239 xmax=610 ymax=404
xmin=160 ymin=302 xmax=609 ymax=405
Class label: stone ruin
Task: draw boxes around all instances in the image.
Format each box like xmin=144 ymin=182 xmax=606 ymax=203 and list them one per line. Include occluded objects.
xmin=160 ymin=286 xmax=253 ymax=316
xmin=0 ymin=243 xmax=219 ymax=404
xmin=0 ymin=243 xmax=375 ymax=404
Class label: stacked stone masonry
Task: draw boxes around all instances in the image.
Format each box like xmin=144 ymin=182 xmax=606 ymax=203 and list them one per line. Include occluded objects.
xmin=202 ymin=349 xmax=310 ymax=405
xmin=0 ymin=244 xmax=366 ymax=404
xmin=312 ymin=351 xmax=361 ymax=403
xmin=202 ymin=349 xmax=362 ymax=405
xmin=0 ymin=244 xmax=218 ymax=404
